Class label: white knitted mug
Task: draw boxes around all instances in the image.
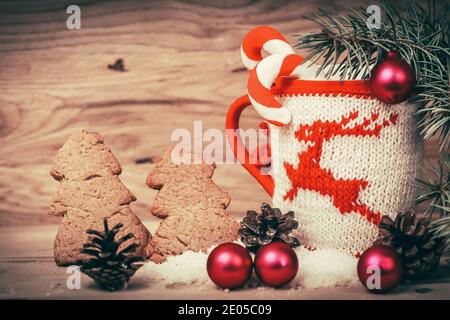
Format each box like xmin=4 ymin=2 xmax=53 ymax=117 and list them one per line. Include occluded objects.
xmin=227 ymin=78 xmax=422 ymax=255
xmin=227 ymin=26 xmax=422 ymax=255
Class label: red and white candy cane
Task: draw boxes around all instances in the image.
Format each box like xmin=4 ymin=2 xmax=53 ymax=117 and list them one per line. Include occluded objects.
xmin=241 ymin=26 xmax=304 ymax=126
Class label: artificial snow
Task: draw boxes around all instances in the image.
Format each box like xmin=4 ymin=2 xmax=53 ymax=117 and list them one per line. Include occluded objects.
xmin=138 ymin=245 xmax=359 ymax=290
xmin=139 ymin=248 xmax=215 ymax=290
xmin=291 ymin=248 xmax=358 ymax=289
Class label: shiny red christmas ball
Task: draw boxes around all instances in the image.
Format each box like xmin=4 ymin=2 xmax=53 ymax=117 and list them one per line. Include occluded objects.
xmin=254 ymin=242 xmax=298 ymax=287
xmin=369 ymin=51 xmax=415 ymax=104
xmin=207 ymin=243 xmax=253 ymax=289
xmin=357 ymin=244 xmax=404 ymax=293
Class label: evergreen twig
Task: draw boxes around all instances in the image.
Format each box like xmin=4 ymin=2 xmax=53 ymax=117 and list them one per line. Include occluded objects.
xmin=414 ymin=155 xmax=450 ymax=218
xmin=296 ymin=0 xmax=449 ymax=151
xmin=428 ymin=216 xmax=450 ymax=252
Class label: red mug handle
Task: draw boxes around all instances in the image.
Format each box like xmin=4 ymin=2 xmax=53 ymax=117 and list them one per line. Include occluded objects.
xmin=226 ymin=95 xmax=274 ymax=196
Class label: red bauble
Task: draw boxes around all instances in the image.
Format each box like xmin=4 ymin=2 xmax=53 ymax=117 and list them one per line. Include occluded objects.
xmin=357 ymin=244 xmax=404 ymax=293
xmin=207 ymin=243 xmax=253 ymax=289
xmin=369 ymin=51 xmax=415 ymax=104
xmin=254 ymin=242 xmax=298 ymax=287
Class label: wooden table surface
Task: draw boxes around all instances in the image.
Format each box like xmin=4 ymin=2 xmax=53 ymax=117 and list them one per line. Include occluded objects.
xmin=1 ymin=220 xmax=449 ymax=300
xmin=0 ymin=0 xmax=446 ymax=299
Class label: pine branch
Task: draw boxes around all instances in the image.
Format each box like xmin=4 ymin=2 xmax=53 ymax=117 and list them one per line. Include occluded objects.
xmin=414 ymin=155 xmax=450 ymax=218
xmin=296 ymin=0 xmax=449 ymax=151
xmin=428 ymin=216 xmax=450 ymax=252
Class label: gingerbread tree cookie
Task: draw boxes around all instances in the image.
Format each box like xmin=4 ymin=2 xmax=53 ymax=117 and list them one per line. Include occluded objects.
xmin=50 ymin=130 xmax=151 ymax=266
xmin=146 ymin=147 xmax=239 ymax=263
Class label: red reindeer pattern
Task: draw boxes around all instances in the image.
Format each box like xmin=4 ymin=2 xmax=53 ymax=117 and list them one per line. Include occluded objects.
xmin=283 ymin=111 xmax=398 ymax=224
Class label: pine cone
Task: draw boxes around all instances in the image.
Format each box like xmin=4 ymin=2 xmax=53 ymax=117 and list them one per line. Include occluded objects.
xmin=77 ymin=218 xmax=146 ymax=291
xmin=239 ymin=203 xmax=300 ymax=253
xmin=374 ymin=211 xmax=445 ymax=280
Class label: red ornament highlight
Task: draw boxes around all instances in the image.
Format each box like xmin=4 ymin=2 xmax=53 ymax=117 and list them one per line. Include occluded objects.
xmin=207 ymin=243 xmax=253 ymax=289
xmin=254 ymin=242 xmax=298 ymax=287
xmin=369 ymin=51 xmax=415 ymax=104
xmin=357 ymin=244 xmax=404 ymax=293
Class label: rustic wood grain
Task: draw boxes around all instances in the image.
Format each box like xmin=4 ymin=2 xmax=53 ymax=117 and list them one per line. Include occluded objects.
xmin=0 ymin=223 xmax=448 ymax=299
xmin=0 ymin=0 xmax=439 ymax=226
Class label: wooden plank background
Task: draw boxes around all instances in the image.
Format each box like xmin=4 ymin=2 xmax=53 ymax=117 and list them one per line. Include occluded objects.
xmin=0 ymin=0 xmax=439 ymax=226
